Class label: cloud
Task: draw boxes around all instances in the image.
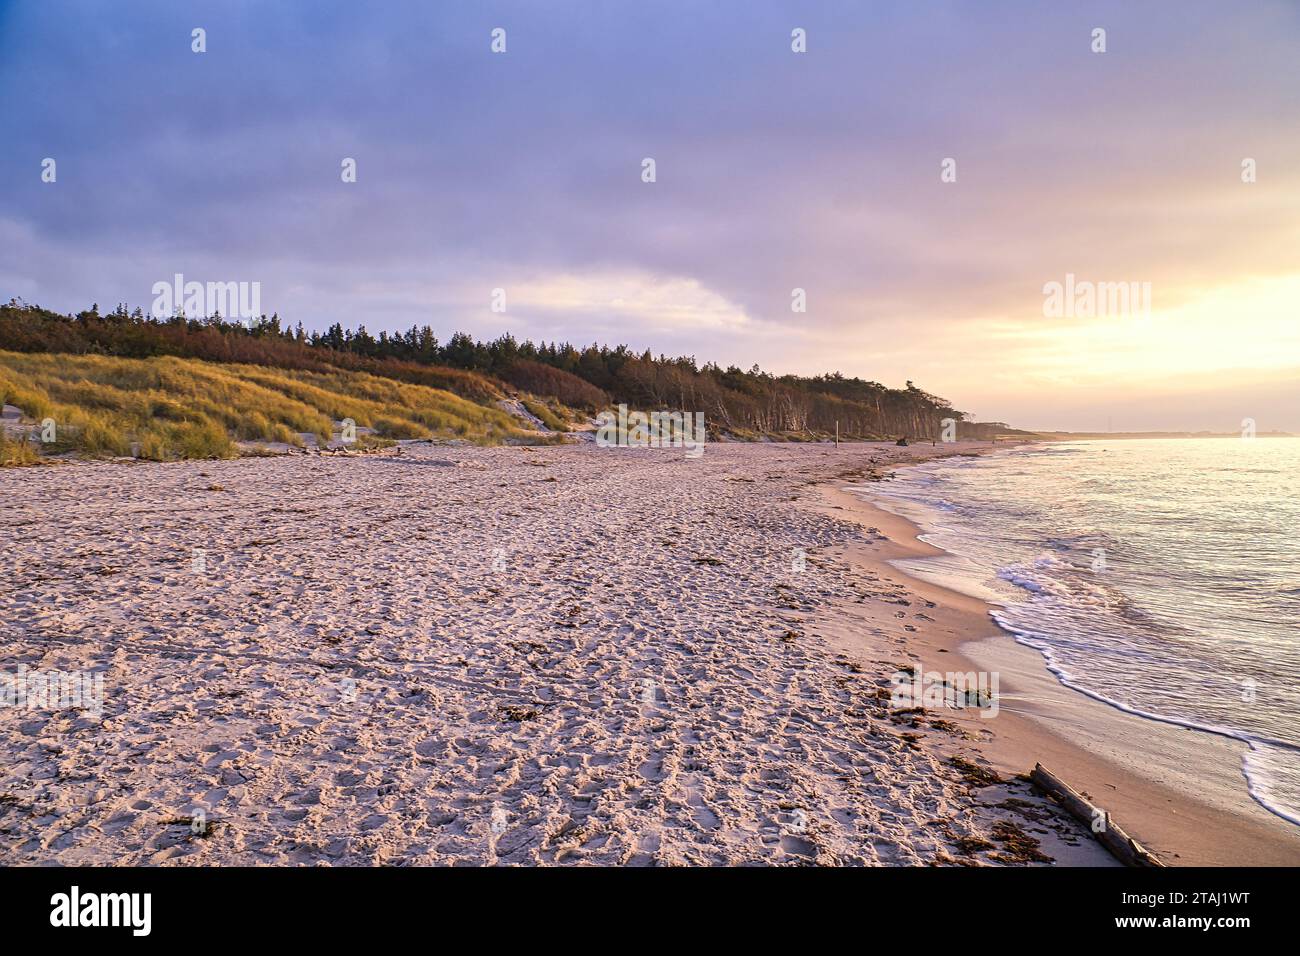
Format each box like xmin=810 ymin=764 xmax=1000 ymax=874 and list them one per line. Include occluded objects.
xmin=3 ymin=0 xmax=1298 ymax=428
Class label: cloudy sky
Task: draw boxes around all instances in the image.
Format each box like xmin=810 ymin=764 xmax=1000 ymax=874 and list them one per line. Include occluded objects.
xmin=3 ymin=1 xmax=1298 ymax=430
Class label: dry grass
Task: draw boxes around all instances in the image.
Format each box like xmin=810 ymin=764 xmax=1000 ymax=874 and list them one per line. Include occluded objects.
xmin=0 ymin=434 xmax=40 ymax=467
xmin=0 ymin=351 xmax=529 ymax=461
xmin=521 ymin=398 xmax=569 ymax=432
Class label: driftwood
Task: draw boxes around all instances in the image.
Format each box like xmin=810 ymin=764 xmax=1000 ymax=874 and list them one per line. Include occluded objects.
xmin=1030 ymin=763 xmax=1166 ymax=867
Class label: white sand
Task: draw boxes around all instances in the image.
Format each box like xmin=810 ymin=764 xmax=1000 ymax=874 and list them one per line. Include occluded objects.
xmin=0 ymin=441 xmax=1104 ymax=865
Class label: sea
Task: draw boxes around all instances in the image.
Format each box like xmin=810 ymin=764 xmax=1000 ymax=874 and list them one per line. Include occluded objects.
xmin=867 ymin=438 xmax=1300 ymax=827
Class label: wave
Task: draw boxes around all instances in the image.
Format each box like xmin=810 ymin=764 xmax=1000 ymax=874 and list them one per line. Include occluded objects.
xmin=871 ymin=441 xmax=1300 ymax=829
xmin=991 ymin=605 xmax=1300 ymax=827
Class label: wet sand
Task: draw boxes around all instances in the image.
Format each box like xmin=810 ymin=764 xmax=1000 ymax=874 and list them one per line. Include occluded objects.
xmin=813 ymin=475 xmax=1300 ymax=866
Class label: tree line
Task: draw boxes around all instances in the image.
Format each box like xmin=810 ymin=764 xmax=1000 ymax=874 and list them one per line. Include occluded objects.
xmin=0 ymin=300 xmax=998 ymax=440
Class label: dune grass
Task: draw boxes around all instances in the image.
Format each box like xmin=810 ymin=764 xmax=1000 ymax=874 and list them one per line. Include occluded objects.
xmin=0 ymin=434 xmax=40 ymax=466
xmin=521 ymin=398 xmax=570 ymax=432
xmin=0 ymin=351 xmax=529 ymax=461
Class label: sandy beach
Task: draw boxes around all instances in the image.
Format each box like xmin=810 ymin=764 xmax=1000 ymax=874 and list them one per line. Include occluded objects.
xmin=3 ymin=440 xmax=1290 ymax=866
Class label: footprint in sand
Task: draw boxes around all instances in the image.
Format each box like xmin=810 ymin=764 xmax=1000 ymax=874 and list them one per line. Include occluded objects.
xmin=693 ymin=805 xmax=720 ymax=830
xmin=679 ymin=781 xmax=721 ymax=831
xmin=779 ymin=834 xmax=816 ymax=858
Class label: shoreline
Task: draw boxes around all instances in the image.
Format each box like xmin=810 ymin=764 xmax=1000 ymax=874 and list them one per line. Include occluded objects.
xmin=809 ymin=447 xmax=1300 ymax=866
